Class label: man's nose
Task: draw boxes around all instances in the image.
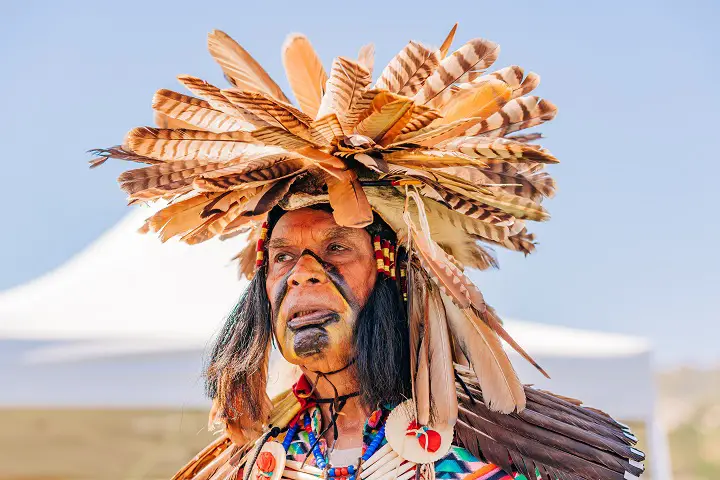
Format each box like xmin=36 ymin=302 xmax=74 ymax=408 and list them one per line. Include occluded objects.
xmin=287 ymin=253 xmax=329 ymax=287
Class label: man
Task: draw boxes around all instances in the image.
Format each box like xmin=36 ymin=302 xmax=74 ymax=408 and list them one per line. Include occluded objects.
xmin=94 ymin=24 xmax=646 ymax=480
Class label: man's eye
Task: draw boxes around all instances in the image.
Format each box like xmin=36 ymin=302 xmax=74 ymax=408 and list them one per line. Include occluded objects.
xmin=328 ymin=243 xmax=348 ymax=252
xmin=275 ymin=253 xmax=293 ymax=263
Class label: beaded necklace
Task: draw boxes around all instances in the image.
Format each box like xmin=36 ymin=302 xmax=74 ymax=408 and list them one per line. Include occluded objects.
xmin=281 ymin=405 xmax=388 ymax=480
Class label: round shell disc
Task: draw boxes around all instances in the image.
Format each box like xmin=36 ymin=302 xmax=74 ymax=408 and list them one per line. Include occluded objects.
xmin=249 ymin=441 xmax=287 ymax=480
xmin=385 ymin=399 xmax=454 ymax=464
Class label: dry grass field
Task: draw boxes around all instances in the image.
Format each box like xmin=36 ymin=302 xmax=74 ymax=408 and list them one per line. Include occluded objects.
xmin=0 ymin=409 xmax=215 ymax=480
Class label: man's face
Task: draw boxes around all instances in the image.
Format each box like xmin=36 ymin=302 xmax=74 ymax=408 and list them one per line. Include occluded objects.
xmin=265 ymin=208 xmax=377 ymax=373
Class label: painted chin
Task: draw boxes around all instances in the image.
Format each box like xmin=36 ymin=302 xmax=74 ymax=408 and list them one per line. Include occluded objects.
xmin=292 ymin=327 xmax=330 ymax=357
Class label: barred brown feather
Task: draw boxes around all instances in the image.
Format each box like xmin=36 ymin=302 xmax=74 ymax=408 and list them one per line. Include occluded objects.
xmin=414 ymin=39 xmax=500 ymax=105
xmin=152 ymin=89 xmax=250 ymax=133
xmin=375 ymin=41 xmax=441 ymax=96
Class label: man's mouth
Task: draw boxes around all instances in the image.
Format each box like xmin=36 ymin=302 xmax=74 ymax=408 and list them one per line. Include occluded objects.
xmin=287 ymin=309 xmax=339 ymax=330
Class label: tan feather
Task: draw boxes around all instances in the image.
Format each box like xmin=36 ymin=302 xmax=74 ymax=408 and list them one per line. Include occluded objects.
xmin=144 ymin=194 xmax=218 ymax=233
xmin=250 ymin=125 xmax=314 ymax=150
xmin=194 ymin=155 xmax=305 ymax=191
xmin=413 ymin=270 xmax=431 ymax=424
xmin=443 ymin=294 xmax=525 ymax=414
xmin=465 ymin=96 xmax=558 ymax=138
xmin=384 ymin=149 xmax=487 ymax=168
xmin=426 ymin=286 xmax=459 ymax=428
xmin=221 ymin=90 xmax=313 ymax=136
xmin=221 ymin=212 xmax=265 ymax=237
xmin=354 ymin=92 xmax=413 ymax=141
xmin=316 ymin=57 xmax=372 ymax=130
xmin=434 ymin=164 xmax=556 ymax=201
xmin=439 ymin=180 xmax=550 ymax=221
xmin=124 ymin=127 xmax=257 ymax=161
xmin=201 ymin=190 xmax=247 ymax=217
xmin=438 ymin=23 xmax=459 ymax=59
xmin=207 ymin=30 xmax=290 ymax=103
xmin=296 ymin=145 xmax=347 ymax=170
xmin=153 ymin=89 xmax=251 ymax=133
xmin=357 ymin=43 xmax=375 ymax=76
xmin=439 ymin=136 xmax=559 ymax=164
xmin=390 ymin=116 xmax=488 ymax=147
xmin=399 ymin=104 xmax=443 ymax=135
xmin=437 ymin=79 xmax=512 ymax=124
xmin=282 ymin=34 xmax=328 ymax=118
xmin=153 ymin=112 xmax=199 ymax=130
xmin=119 ymin=159 xmax=226 ymax=199
xmin=176 ymin=75 xmax=250 ymax=120
xmin=156 ymin=199 xmax=211 ymax=242
xmin=414 ymin=39 xmax=500 ymax=105
xmin=480 ymin=306 xmax=549 ymax=378
xmin=375 ymin=42 xmax=441 ymax=97
xmin=326 ymin=170 xmax=373 ymax=228
xmin=308 ymin=114 xmax=345 ymax=145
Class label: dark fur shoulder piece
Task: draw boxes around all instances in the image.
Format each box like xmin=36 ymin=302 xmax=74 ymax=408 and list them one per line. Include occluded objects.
xmin=454 ymin=364 xmax=646 ymax=480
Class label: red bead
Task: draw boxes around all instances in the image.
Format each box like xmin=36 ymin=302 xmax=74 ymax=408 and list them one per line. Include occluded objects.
xmin=341 ymin=467 xmax=349 ymax=476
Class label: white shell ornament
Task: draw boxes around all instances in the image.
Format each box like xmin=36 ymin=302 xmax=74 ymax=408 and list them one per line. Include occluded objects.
xmin=249 ymin=441 xmax=286 ymax=480
xmin=385 ymin=400 xmax=454 ymax=464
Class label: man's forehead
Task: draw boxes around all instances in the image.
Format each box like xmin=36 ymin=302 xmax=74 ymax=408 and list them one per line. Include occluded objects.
xmin=267 ymin=208 xmax=369 ymax=246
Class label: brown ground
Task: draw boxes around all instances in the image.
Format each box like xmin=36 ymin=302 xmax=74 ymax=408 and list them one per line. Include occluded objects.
xmin=0 ymin=409 xmax=215 ymax=480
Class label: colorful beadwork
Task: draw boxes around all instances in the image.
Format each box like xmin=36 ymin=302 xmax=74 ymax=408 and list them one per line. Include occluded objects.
xmin=283 ymin=407 xmax=387 ymax=480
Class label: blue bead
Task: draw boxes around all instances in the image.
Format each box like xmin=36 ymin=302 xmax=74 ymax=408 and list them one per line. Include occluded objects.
xmin=349 ymin=476 xmax=355 ymax=480
xmin=348 ymin=465 xmax=355 ymax=474
xmin=328 ymin=469 xmax=335 ymax=476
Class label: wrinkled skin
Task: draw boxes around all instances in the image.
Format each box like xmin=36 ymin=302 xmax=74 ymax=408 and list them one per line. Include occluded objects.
xmin=265 ymin=208 xmax=377 ymax=373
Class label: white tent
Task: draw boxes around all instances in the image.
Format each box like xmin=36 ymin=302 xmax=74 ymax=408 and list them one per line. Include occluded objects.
xmin=0 ymin=208 xmax=671 ymax=478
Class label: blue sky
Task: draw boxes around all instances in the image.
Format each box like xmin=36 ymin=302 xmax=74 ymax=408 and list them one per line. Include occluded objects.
xmin=1 ymin=0 xmax=718 ymax=366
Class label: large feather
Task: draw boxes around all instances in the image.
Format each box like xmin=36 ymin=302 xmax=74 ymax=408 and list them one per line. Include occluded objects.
xmin=465 ymin=96 xmax=557 ymax=137
xmin=193 ymin=154 xmax=306 ymax=191
xmin=375 ymin=42 xmax=440 ymax=97
xmin=434 ymin=165 xmax=556 ymax=201
xmin=316 ymin=57 xmax=372 ymax=130
xmin=437 ymin=78 xmax=512 ymax=124
xmin=221 ymin=90 xmax=313 ymax=137
xmin=454 ymin=371 xmax=645 ymax=480
xmin=399 ymin=104 xmax=443 ymax=135
xmin=250 ymin=125 xmax=314 ymax=150
xmin=443 ymin=294 xmax=525 ymax=414
xmin=119 ymin=159 xmax=227 ymax=199
xmin=207 ymin=30 xmax=290 ymax=103
xmin=124 ymin=127 xmax=257 ymax=162
xmin=176 ymin=75 xmax=251 ymax=120
xmin=355 ymin=92 xmax=414 ymax=142
xmin=308 ymin=114 xmax=345 ymax=145
xmin=439 ymin=180 xmax=550 ymax=221
xmin=325 ymin=170 xmax=373 ymax=228
xmin=414 ymin=39 xmax=500 ymax=105
xmin=143 ymin=194 xmax=217 ymax=233
xmin=152 ymin=89 xmax=251 ymax=133
xmin=282 ymin=34 xmax=328 ymax=118
xmin=439 ymin=136 xmax=558 ymax=164
xmin=425 ymin=286 xmax=458 ymax=429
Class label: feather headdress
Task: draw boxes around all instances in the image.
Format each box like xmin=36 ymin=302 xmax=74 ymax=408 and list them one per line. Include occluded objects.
xmin=94 ymin=24 xmax=644 ymax=480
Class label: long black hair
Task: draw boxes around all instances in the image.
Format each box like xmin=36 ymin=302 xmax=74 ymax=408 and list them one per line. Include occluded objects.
xmin=205 ymin=207 xmax=411 ymax=422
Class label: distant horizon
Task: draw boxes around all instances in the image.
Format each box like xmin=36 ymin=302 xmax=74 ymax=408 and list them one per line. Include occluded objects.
xmin=2 ymin=0 xmax=718 ymax=367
